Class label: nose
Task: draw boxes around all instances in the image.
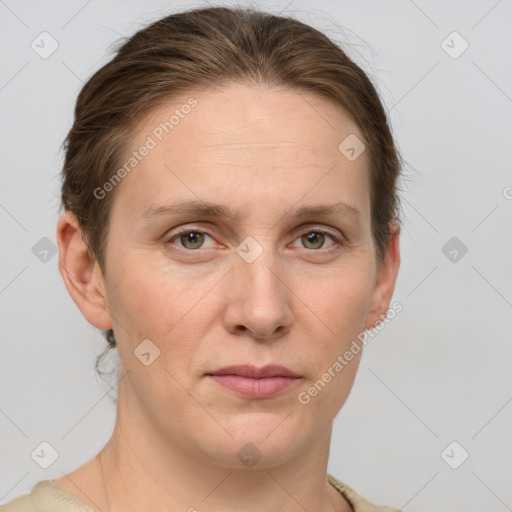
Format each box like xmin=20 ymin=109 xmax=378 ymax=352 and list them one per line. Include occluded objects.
xmin=223 ymin=249 xmax=294 ymax=341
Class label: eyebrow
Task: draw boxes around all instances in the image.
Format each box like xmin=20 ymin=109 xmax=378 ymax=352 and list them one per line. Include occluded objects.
xmin=140 ymin=199 xmax=362 ymax=223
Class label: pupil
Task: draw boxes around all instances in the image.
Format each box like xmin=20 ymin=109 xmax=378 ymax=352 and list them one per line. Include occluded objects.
xmin=182 ymin=232 xmax=203 ymax=248
xmin=305 ymin=232 xmax=323 ymax=248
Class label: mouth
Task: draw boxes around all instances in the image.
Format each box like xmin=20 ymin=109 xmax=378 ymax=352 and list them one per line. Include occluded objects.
xmin=206 ymin=364 xmax=302 ymax=399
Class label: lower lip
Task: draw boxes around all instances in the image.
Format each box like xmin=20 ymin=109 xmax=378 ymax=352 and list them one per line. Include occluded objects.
xmin=208 ymin=375 xmax=301 ymax=398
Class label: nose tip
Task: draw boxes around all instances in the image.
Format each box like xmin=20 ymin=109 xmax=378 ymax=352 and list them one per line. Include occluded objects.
xmin=223 ymin=248 xmax=295 ymax=341
xmin=234 ymin=324 xmax=287 ymax=340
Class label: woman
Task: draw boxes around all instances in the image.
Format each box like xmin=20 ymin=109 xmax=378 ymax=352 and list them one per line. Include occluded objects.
xmin=1 ymin=5 xmax=402 ymax=511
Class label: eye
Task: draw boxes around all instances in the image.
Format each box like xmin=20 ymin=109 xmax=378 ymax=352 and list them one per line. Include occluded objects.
xmin=166 ymin=229 xmax=217 ymax=250
xmin=292 ymin=229 xmax=341 ymax=251
xmin=165 ymin=227 xmax=343 ymax=253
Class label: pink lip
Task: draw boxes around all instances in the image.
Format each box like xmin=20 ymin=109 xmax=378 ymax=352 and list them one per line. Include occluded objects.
xmin=208 ymin=364 xmax=301 ymax=379
xmin=206 ymin=365 xmax=302 ymax=399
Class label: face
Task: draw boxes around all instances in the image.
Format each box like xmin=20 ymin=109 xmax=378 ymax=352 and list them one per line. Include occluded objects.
xmin=82 ymin=83 xmax=399 ymax=467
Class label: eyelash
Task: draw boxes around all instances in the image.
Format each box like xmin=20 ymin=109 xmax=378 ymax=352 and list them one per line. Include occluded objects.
xmin=164 ymin=226 xmax=344 ymax=254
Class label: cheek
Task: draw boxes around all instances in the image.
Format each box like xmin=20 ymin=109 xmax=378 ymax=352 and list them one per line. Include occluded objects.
xmin=106 ymin=256 xmax=199 ymax=333
xmin=105 ymin=258 xmax=218 ymax=375
xmin=294 ymin=265 xmax=374 ymax=339
xmin=292 ymin=263 xmax=373 ymax=401
xmin=307 ymin=357 xmax=361 ymax=428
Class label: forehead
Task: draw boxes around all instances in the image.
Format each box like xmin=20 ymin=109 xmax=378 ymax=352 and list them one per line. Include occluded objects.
xmin=136 ymin=82 xmax=364 ymax=154
xmin=112 ymin=83 xmax=371 ymax=223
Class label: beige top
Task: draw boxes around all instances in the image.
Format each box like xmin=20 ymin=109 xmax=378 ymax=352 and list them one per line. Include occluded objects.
xmin=0 ymin=474 xmax=401 ymax=512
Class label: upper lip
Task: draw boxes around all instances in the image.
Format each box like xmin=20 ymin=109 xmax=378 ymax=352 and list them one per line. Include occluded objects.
xmin=207 ymin=364 xmax=301 ymax=379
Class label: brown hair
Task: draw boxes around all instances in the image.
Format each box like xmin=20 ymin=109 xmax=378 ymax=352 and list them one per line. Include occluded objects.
xmin=60 ymin=5 xmax=403 ymax=363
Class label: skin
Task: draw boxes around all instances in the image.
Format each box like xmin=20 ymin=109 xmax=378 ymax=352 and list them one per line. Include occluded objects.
xmin=55 ymin=83 xmax=400 ymax=512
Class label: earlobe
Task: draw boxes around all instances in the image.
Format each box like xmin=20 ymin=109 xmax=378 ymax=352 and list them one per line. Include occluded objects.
xmin=364 ymin=222 xmax=401 ymax=331
xmin=56 ymin=212 xmax=112 ymax=331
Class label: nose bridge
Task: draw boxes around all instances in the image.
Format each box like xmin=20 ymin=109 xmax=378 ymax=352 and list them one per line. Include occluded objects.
xmin=235 ymin=236 xmax=284 ymax=296
xmin=228 ymin=235 xmax=293 ymax=337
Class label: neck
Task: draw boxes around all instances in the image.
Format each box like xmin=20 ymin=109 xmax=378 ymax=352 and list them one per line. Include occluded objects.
xmin=95 ymin=382 xmax=350 ymax=512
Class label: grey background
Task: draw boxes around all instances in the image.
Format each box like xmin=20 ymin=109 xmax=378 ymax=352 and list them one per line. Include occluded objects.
xmin=1 ymin=0 xmax=511 ymax=510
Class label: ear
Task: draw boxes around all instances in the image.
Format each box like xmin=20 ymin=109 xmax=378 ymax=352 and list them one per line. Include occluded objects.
xmin=364 ymin=221 xmax=401 ymax=330
xmin=56 ymin=212 xmax=112 ymax=330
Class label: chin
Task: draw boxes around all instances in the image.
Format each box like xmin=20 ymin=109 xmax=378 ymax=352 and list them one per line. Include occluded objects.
xmin=203 ymin=441 xmax=298 ymax=471
xmin=194 ymin=415 xmax=306 ymax=469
